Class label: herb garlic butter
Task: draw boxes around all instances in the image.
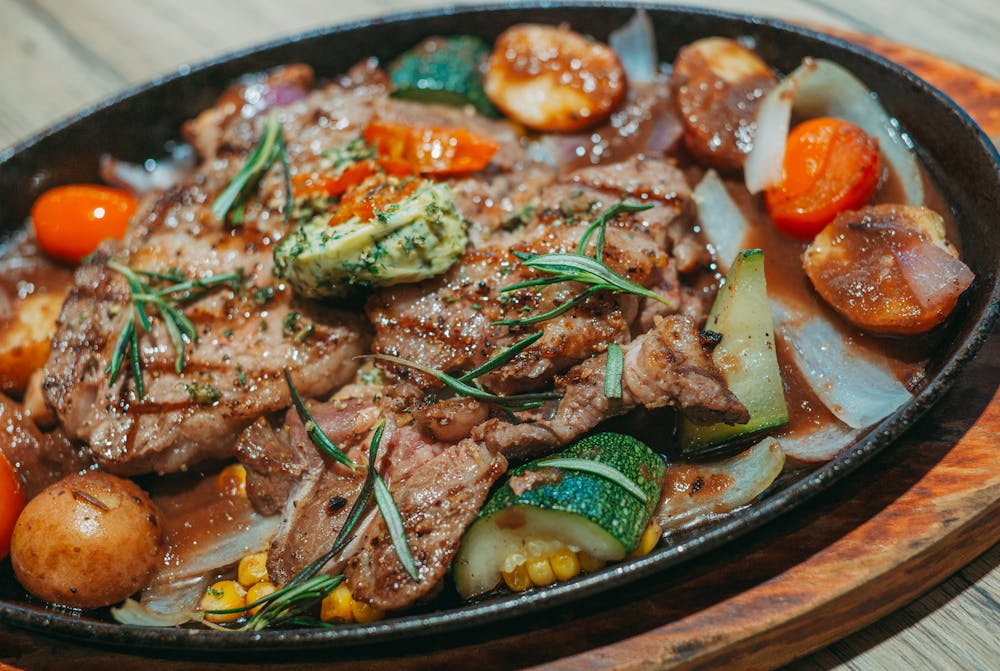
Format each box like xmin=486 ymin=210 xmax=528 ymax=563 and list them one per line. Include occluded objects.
xmin=274 ymin=180 xmax=468 ymax=298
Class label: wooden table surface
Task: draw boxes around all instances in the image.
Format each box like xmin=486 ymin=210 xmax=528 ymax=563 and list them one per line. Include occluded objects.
xmin=0 ymin=1 xmax=997 ymax=669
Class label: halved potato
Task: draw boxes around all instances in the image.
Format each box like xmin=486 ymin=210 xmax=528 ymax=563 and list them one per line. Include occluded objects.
xmin=0 ymin=292 xmax=65 ymax=393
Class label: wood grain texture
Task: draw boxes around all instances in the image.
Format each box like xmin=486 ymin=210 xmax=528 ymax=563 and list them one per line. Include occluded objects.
xmin=0 ymin=2 xmax=998 ymax=670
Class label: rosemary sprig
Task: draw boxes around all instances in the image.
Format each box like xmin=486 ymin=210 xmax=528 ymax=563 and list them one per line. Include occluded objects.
xmin=371 ymin=354 xmax=559 ymax=413
xmin=536 ymin=458 xmax=647 ymax=503
xmin=493 ymin=252 xmax=673 ymax=327
xmin=211 ymin=110 xmax=292 ymax=225
xmin=105 ymin=260 xmax=242 ymax=399
xmin=284 ymin=369 xmax=355 ymax=469
xmin=208 ymin=402 xmax=421 ymax=629
xmin=576 ymin=201 xmax=655 ymax=261
xmin=456 ymin=331 xmax=544 ymax=382
xmin=604 ymin=342 xmax=624 ymax=399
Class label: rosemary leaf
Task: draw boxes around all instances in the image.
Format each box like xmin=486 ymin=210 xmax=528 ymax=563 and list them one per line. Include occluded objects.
xmin=493 ymin=286 xmax=603 ymax=327
xmin=373 ymin=474 xmax=420 ymax=581
xmin=211 ymin=110 xmax=290 ymax=225
xmin=105 ymin=312 xmax=133 ymax=386
xmin=283 ymin=368 xmax=355 ymax=469
xmin=536 ymin=457 xmax=647 ymax=502
xmin=577 ymin=201 xmax=655 ymax=261
xmin=523 ymin=253 xmax=672 ymax=305
xmin=372 ymin=354 xmax=559 ymax=411
xmin=456 ymin=331 xmax=543 ymax=382
xmin=128 ymin=315 xmax=144 ymax=399
xmin=604 ymin=342 xmax=623 ymax=399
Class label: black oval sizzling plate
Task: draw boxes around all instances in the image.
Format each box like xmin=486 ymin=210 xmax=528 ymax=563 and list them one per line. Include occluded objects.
xmin=1 ymin=1 xmax=998 ymax=655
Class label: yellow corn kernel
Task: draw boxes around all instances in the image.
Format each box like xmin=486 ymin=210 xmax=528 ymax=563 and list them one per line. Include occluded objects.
xmin=238 ymin=552 xmax=269 ymax=587
xmin=200 ymin=580 xmax=247 ymax=623
xmin=218 ymin=463 xmax=247 ymax=497
xmin=629 ymin=520 xmax=662 ymax=558
xmin=578 ymin=551 xmax=606 ymax=573
xmin=245 ymin=581 xmax=276 ymax=616
xmin=525 ymin=556 xmax=556 ymax=587
xmin=350 ymin=597 xmax=384 ymax=624
xmin=501 ymin=563 xmax=531 ymax=592
xmin=549 ymin=547 xmax=581 ymax=581
xmin=321 ymin=583 xmax=354 ymax=623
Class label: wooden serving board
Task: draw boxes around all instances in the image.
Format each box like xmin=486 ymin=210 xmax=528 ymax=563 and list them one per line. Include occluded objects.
xmin=2 ymin=31 xmax=999 ymax=671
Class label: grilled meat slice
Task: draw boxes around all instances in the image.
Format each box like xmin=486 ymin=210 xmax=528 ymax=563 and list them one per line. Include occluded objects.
xmin=473 ymin=314 xmax=748 ymax=460
xmin=344 ymin=438 xmax=505 ymax=610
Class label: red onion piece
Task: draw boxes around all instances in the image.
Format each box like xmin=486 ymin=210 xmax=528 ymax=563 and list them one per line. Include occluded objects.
xmin=609 ymin=9 xmax=659 ymax=85
xmin=892 ymin=241 xmax=975 ymax=310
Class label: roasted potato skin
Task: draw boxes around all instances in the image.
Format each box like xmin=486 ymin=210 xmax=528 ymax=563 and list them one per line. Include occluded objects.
xmin=0 ymin=292 xmax=64 ymax=393
xmin=670 ymin=37 xmax=777 ymax=170
xmin=11 ymin=471 xmax=164 ymax=609
xmin=485 ymin=23 xmax=626 ymax=132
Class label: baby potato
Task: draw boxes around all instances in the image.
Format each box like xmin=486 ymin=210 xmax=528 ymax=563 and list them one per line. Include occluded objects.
xmin=485 ymin=23 xmax=626 ymax=132
xmin=0 ymin=292 xmax=65 ymax=393
xmin=670 ymin=37 xmax=777 ymax=170
xmin=11 ymin=471 xmax=164 ymax=609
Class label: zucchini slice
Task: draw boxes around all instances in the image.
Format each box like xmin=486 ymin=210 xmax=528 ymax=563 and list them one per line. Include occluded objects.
xmin=389 ymin=36 xmax=499 ymax=117
xmin=680 ymin=249 xmax=788 ymax=452
xmin=453 ymin=432 xmax=664 ymax=599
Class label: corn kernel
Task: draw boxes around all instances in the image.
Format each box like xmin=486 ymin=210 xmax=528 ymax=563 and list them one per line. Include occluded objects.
xmin=501 ymin=563 xmax=531 ymax=592
xmin=321 ymin=583 xmax=354 ymax=623
xmin=238 ymin=552 xmax=269 ymax=587
xmin=218 ymin=463 xmax=247 ymax=497
xmin=351 ymin=597 xmax=384 ymax=623
xmin=245 ymin=581 xmax=276 ymax=616
xmin=550 ymin=548 xmax=581 ymax=581
xmin=629 ymin=520 xmax=662 ymax=558
xmin=578 ymin=551 xmax=606 ymax=573
xmin=200 ymin=580 xmax=247 ymax=623
xmin=526 ymin=556 xmax=555 ymax=587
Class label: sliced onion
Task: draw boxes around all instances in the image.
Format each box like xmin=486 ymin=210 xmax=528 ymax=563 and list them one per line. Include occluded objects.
xmin=892 ymin=241 xmax=974 ymax=310
xmin=693 ymin=169 xmax=751 ymax=272
xmin=656 ymin=437 xmax=785 ymax=531
xmin=745 ymin=58 xmax=925 ymax=206
xmin=99 ymin=143 xmax=195 ymax=195
xmin=645 ymin=110 xmax=683 ymax=155
xmin=777 ymin=420 xmax=860 ymax=463
xmin=772 ymin=298 xmax=912 ymax=429
xmin=609 ymin=9 xmax=658 ymax=85
xmin=112 ymin=594 xmax=202 ymax=627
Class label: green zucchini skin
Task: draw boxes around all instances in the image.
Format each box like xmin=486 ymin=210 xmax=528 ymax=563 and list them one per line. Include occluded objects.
xmin=453 ymin=432 xmax=664 ymax=599
xmin=389 ymin=36 xmax=499 ymax=117
xmin=273 ymin=181 xmax=467 ymax=299
xmin=680 ymin=248 xmax=789 ymax=452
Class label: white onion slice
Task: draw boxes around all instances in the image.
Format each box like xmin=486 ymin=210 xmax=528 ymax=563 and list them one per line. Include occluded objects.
xmin=772 ymin=298 xmax=912 ymax=429
xmin=656 ymin=437 xmax=785 ymax=531
xmin=609 ymin=9 xmax=658 ymax=84
xmin=745 ymin=59 xmax=925 ymax=207
xmin=892 ymin=241 xmax=975 ymax=310
xmin=778 ymin=420 xmax=861 ymax=463
xmin=99 ymin=143 xmax=195 ymax=195
xmin=693 ymin=169 xmax=751 ymax=272
xmin=112 ymin=594 xmax=202 ymax=627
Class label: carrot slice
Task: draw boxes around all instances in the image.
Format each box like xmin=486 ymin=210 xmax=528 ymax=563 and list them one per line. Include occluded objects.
xmin=764 ymin=117 xmax=880 ymax=240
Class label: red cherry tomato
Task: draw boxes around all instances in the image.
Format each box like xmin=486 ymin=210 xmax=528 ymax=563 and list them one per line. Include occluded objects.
xmin=31 ymin=185 xmax=138 ymax=263
xmin=0 ymin=451 xmax=25 ymax=559
xmin=363 ymin=120 xmax=499 ymax=176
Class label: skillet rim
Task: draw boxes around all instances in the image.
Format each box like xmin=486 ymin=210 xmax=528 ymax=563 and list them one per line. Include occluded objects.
xmin=1 ymin=0 xmax=998 ymax=653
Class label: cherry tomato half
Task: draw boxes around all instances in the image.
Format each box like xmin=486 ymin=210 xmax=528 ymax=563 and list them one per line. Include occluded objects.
xmin=363 ymin=120 xmax=499 ymax=176
xmin=0 ymin=451 xmax=25 ymax=559
xmin=31 ymin=184 xmax=138 ymax=263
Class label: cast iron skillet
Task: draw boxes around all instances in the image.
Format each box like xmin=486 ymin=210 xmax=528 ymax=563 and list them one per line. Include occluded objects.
xmin=1 ymin=1 xmax=998 ymax=654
